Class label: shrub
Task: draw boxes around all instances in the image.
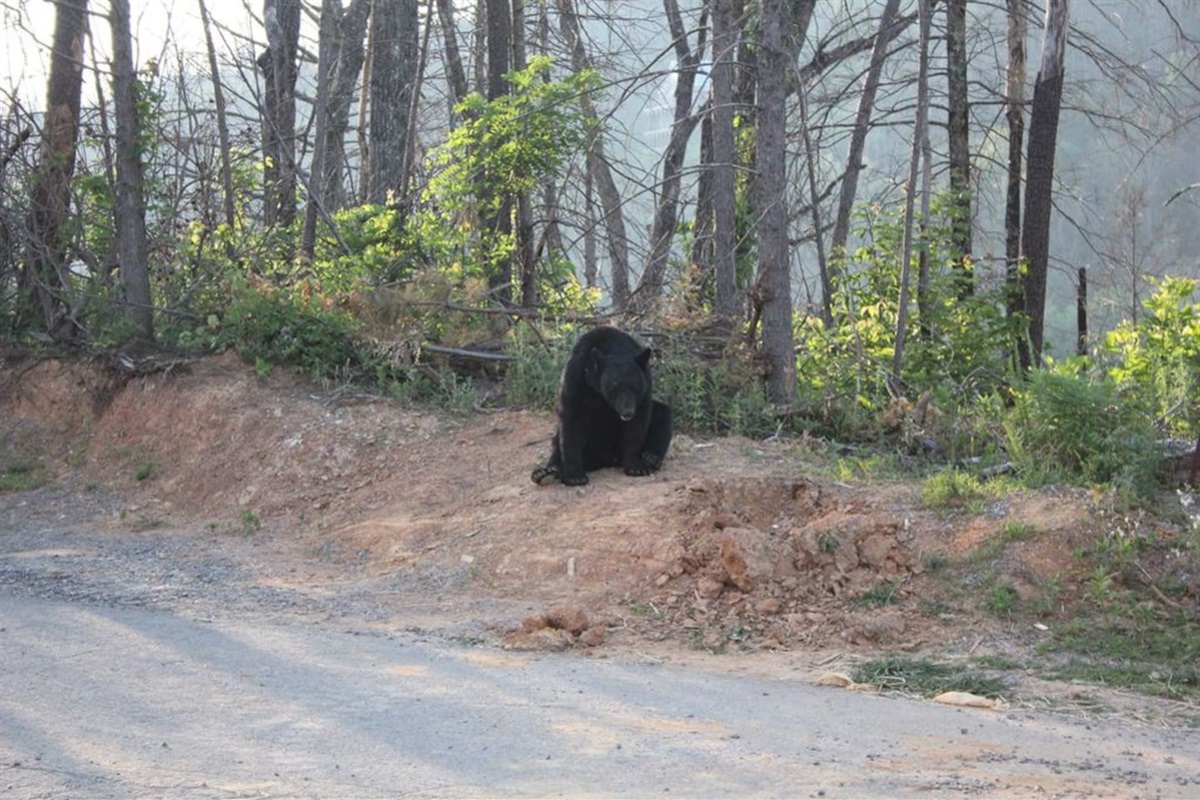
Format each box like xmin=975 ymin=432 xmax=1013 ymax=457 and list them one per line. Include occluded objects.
xmin=1003 ymin=368 xmax=1160 ymax=498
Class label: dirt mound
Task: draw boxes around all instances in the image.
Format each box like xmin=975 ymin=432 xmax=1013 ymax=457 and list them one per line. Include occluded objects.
xmin=0 ymin=354 xmax=1116 ymax=656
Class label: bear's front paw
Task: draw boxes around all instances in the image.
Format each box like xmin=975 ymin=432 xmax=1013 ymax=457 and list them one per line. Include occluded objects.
xmin=531 ymin=466 xmax=559 ymax=485
xmin=623 ymin=461 xmax=657 ymax=477
xmin=560 ymin=472 xmax=590 ymax=486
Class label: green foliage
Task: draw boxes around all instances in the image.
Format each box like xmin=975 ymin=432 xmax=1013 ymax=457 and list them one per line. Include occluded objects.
xmin=652 ymin=339 xmax=774 ymax=438
xmin=852 ymin=656 xmax=1008 ymax=698
xmin=795 ymin=195 xmax=1023 ymax=442
xmin=418 ymin=58 xmax=601 ymax=292
xmin=921 ymin=468 xmax=985 ymax=508
xmin=1003 ymin=367 xmax=1161 ymax=498
xmin=1102 ymin=276 xmax=1200 ymax=437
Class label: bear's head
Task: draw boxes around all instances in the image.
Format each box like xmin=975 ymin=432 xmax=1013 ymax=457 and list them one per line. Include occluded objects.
xmin=589 ymin=346 xmax=651 ymax=421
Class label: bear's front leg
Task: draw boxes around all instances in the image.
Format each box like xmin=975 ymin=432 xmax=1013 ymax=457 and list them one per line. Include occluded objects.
xmin=620 ymin=413 xmax=655 ymax=477
xmin=557 ymin=419 xmax=590 ymax=485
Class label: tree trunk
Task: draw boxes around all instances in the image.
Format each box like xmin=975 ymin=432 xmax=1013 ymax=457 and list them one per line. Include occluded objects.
xmin=198 ymin=0 xmax=237 ymax=262
xmin=946 ymin=0 xmax=972 ymax=296
xmin=436 ymin=0 xmax=470 ymax=108
xmin=325 ymin=0 xmax=370 ymax=211
xmin=754 ymin=0 xmax=795 ymax=404
xmin=483 ymin=0 xmax=513 ymax=303
xmin=557 ymin=0 xmax=631 ymax=308
xmin=512 ymin=0 xmax=537 ymax=308
xmin=367 ymin=0 xmax=420 ymax=205
xmin=258 ymin=0 xmax=301 ymax=229
xmin=891 ymin=0 xmax=931 ymax=394
xmin=631 ymin=0 xmax=705 ymax=313
xmin=21 ymin=0 xmax=88 ymax=339
xmin=829 ymin=0 xmax=901 ymax=292
xmin=710 ymin=0 xmax=738 ymax=321
xmin=1020 ymin=0 xmax=1069 ymax=371
xmin=1004 ymin=0 xmax=1027 ymax=334
xmin=110 ymin=0 xmax=153 ymax=338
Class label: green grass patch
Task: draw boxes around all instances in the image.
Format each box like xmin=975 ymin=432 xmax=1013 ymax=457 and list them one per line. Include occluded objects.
xmin=852 ymin=579 xmax=902 ymax=608
xmin=1041 ymin=609 xmax=1200 ymax=699
xmin=852 ymin=656 xmax=1008 ymax=698
xmin=0 ymin=457 xmax=49 ymax=492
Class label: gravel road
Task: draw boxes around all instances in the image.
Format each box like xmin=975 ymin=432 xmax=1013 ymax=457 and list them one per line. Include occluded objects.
xmin=3 ymin=485 xmax=1199 ymax=798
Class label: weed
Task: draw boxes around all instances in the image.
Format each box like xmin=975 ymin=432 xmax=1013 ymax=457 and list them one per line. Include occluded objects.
xmin=240 ymin=510 xmax=262 ymax=534
xmin=134 ymin=461 xmax=158 ymax=482
xmin=972 ymin=654 xmax=1022 ymax=671
xmin=1042 ymin=608 xmax=1200 ymax=699
xmin=922 ymin=551 xmax=949 ymax=572
xmin=852 ymin=656 xmax=1008 ymax=698
xmin=983 ymin=583 xmax=1019 ymax=615
xmin=0 ymin=458 xmax=48 ymax=492
xmin=853 ymin=579 xmax=901 ymax=608
xmin=921 ymin=468 xmax=984 ymax=508
xmin=818 ymin=532 xmax=840 ymax=553
xmin=1001 ymin=521 xmax=1034 ymax=541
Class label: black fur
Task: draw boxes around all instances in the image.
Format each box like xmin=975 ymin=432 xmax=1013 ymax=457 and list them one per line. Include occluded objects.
xmin=532 ymin=327 xmax=673 ymax=486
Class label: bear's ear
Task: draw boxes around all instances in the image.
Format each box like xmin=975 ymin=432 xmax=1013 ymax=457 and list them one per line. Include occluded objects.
xmin=636 ymin=347 xmax=652 ymax=369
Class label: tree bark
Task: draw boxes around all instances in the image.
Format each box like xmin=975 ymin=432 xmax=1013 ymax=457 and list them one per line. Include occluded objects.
xmin=21 ymin=0 xmax=88 ymax=338
xmin=367 ymin=0 xmax=420 ymax=205
xmin=891 ymin=0 xmax=931 ymax=394
xmin=1019 ymin=0 xmax=1069 ymax=371
xmin=110 ymin=0 xmax=153 ymax=338
xmin=557 ymin=0 xmax=631 ymax=308
xmin=710 ymin=0 xmax=738 ymax=321
xmin=1004 ymin=0 xmax=1027 ymax=330
xmin=198 ymin=0 xmax=237 ymax=262
xmin=631 ymin=0 xmax=705 ymax=313
xmin=258 ymin=0 xmax=301 ymax=229
xmin=754 ymin=0 xmax=795 ymax=404
xmin=483 ymin=0 xmax=513 ymax=303
xmin=436 ymin=0 xmax=470 ymax=107
xmin=828 ymin=0 xmax=901 ymax=295
xmin=946 ymin=0 xmax=972 ymax=296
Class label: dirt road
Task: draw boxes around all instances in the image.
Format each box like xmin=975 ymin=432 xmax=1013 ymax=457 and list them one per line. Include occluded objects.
xmin=2 ymin=496 xmax=1199 ymax=799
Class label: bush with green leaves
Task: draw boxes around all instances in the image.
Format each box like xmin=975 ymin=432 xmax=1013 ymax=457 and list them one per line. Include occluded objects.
xmin=1102 ymin=276 xmax=1200 ymax=437
xmin=1003 ymin=367 xmax=1160 ymax=498
xmin=795 ymin=194 xmax=1022 ymax=441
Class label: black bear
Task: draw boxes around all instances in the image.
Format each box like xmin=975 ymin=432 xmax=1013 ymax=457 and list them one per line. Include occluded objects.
xmin=531 ymin=326 xmax=672 ymax=486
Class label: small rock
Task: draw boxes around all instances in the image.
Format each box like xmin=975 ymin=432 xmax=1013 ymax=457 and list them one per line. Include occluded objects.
xmin=755 ymin=598 xmax=782 ymax=615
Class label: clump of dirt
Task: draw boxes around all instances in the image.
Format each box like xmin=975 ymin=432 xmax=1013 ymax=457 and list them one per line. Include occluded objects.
xmin=1 ymin=354 xmax=1189 ymax=663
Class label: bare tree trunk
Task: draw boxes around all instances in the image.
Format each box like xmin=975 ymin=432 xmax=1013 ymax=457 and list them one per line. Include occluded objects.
xmin=512 ymin=0 xmax=537 ymax=308
xmin=946 ymin=0 xmax=972 ymax=296
xmin=631 ymin=0 xmax=706 ymax=313
xmin=436 ymin=0 xmax=470 ymax=107
xmin=1019 ymin=0 xmax=1069 ymax=371
xmin=483 ymin=0 xmax=513 ymax=303
xmin=1004 ymin=0 xmax=1027 ymax=337
xmin=258 ymin=0 xmax=301 ymax=229
xmin=20 ymin=0 xmax=88 ymax=339
xmin=325 ymin=0 xmax=370 ymax=211
xmin=891 ymin=0 xmax=931 ymax=394
xmin=754 ymin=0 xmax=795 ymax=404
xmin=829 ymin=0 xmax=901 ymax=290
xmin=198 ymin=0 xmax=237 ymax=262
xmin=710 ymin=0 xmax=738 ymax=321
xmin=110 ymin=0 xmax=152 ymax=338
xmin=367 ymin=0 xmax=419 ymax=205
xmin=556 ymin=0 xmax=631 ymax=308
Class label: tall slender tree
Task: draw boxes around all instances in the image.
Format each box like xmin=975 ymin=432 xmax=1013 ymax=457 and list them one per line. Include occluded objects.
xmin=709 ymin=0 xmax=739 ymax=321
xmin=20 ymin=0 xmax=89 ymax=338
xmin=754 ymin=0 xmax=796 ymax=403
xmin=110 ymin=0 xmax=152 ymax=338
xmin=946 ymin=0 xmax=972 ymax=296
xmin=1004 ymin=0 xmax=1028 ymax=333
xmin=258 ymin=0 xmax=301 ymax=229
xmin=1020 ymin=0 xmax=1070 ymax=371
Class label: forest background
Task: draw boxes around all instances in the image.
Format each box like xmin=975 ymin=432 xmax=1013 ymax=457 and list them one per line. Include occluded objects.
xmin=1 ymin=0 xmax=1199 ymax=502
